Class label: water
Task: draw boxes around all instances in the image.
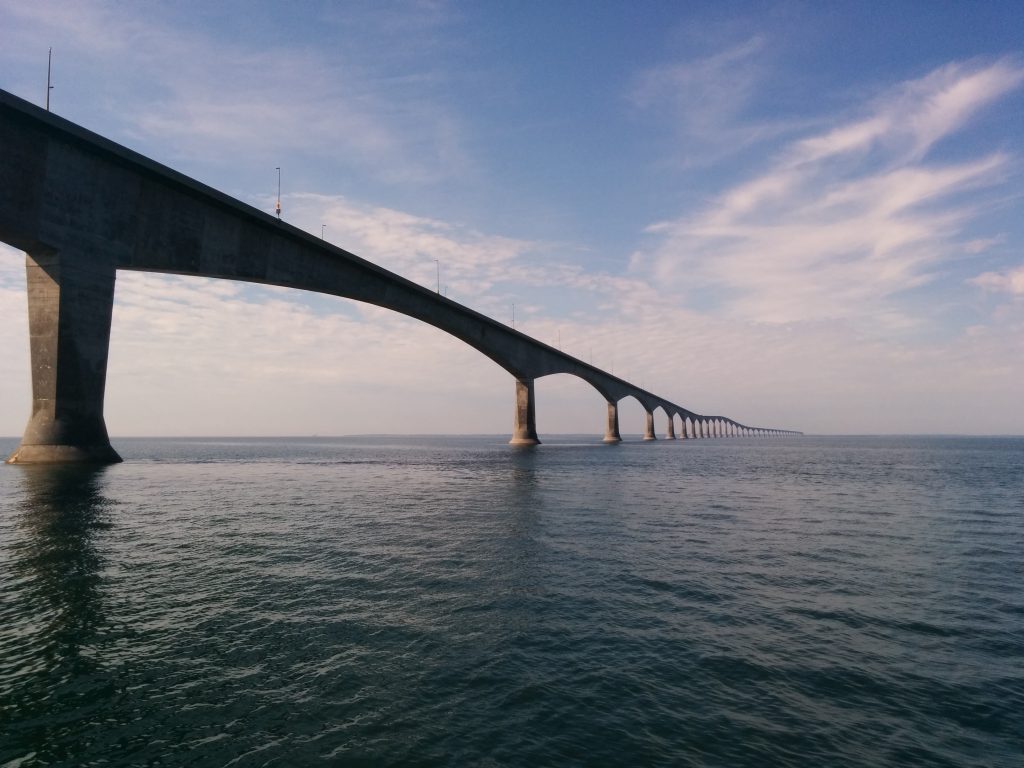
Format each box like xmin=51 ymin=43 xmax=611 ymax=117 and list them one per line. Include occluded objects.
xmin=1 ymin=435 xmax=1022 ymax=767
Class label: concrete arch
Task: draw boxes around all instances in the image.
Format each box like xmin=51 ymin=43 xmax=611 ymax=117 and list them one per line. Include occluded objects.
xmin=531 ymin=370 xmax=619 ymax=440
xmin=611 ymin=394 xmax=651 ymax=441
xmin=668 ymin=411 xmax=680 ymax=440
xmin=650 ymin=403 xmax=674 ymax=440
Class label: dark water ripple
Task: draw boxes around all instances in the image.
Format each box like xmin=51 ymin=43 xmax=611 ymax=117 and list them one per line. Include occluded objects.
xmin=1 ymin=436 xmax=1022 ymax=767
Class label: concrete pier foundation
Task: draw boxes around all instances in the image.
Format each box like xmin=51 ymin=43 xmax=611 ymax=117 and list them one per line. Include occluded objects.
xmin=665 ymin=414 xmax=676 ymax=439
xmin=643 ymin=410 xmax=657 ymax=441
xmin=509 ymin=377 xmax=540 ymax=445
xmin=7 ymin=251 xmax=122 ymax=464
xmin=603 ymin=401 xmax=621 ymax=443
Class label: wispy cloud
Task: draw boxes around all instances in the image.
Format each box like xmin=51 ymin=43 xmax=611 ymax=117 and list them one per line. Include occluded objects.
xmin=970 ymin=265 xmax=1024 ymax=296
xmin=0 ymin=0 xmax=470 ymax=185
xmin=629 ymin=36 xmax=808 ymax=165
xmin=634 ymin=58 xmax=1024 ymax=327
xmin=789 ymin=59 xmax=1024 ymax=165
xmin=284 ymin=193 xmax=653 ymax=326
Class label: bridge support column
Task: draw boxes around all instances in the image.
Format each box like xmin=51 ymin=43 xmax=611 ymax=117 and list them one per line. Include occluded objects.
xmin=665 ymin=415 xmax=676 ymax=440
xmin=643 ymin=410 xmax=657 ymax=441
xmin=509 ymin=377 xmax=540 ymax=445
xmin=8 ymin=251 xmax=122 ymax=464
xmin=603 ymin=401 xmax=621 ymax=443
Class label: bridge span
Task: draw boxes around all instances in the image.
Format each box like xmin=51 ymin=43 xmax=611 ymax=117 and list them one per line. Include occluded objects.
xmin=0 ymin=88 xmax=800 ymax=463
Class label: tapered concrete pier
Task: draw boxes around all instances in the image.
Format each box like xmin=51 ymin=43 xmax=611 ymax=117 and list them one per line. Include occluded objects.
xmin=603 ymin=401 xmax=622 ymax=443
xmin=509 ymin=378 xmax=540 ymax=445
xmin=643 ymin=410 xmax=657 ymax=441
xmin=7 ymin=252 xmax=122 ymax=464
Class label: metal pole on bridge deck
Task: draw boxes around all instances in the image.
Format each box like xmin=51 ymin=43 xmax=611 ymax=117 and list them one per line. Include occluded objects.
xmin=46 ymin=48 xmax=54 ymax=111
xmin=275 ymin=167 xmax=282 ymax=219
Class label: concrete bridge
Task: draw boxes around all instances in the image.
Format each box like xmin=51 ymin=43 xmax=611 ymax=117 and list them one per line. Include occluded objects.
xmin=0 ymin=88 xmax=801 ymax=463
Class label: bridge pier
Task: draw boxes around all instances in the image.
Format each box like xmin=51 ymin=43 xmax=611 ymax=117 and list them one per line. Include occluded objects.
xmin=643 ymin=410 xmax=657 ymax=441
xmin=603 ymin=401 xmax=622 ymax=443
xmin=665 ymin=414 xmax=676 ymax=440
xmin=7 ymin=251 xmax=122 ymax=464
xmin=509 ymin=377 xmax=540 ymax=445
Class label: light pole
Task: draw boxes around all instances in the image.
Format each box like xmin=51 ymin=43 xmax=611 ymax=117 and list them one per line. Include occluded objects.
xmin=275 ymin=167 xmax=281 ymax=219
xmin=46 ymin=48 xmax=53 ymax=111
xmin=434 ymin=259 xmax=440 ymax=293
xmin=321 ymin=224 xmax=326 ymax=240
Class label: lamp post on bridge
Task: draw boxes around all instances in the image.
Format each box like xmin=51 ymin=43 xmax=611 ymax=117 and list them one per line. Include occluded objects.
xmin=275 ymin=167 xmax=281 ymax=219
xmin=46 ymin=48 xmax=53 ymax=111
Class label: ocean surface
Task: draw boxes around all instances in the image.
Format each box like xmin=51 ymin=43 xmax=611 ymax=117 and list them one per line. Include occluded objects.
xmin=1 ymin=435 xmax=1022 ymax=767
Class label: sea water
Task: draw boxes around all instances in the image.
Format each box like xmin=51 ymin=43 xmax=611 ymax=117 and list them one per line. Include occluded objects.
xmin=1 ymin=435 xmax=1022 ymax=767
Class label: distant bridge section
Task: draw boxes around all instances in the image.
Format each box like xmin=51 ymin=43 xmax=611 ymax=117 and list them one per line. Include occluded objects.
xmin=0 ymin=88 xmax=800 ymax=463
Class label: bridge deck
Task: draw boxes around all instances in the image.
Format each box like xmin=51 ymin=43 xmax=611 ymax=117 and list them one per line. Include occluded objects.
xmin=0 ymin=87 xmax=797 ymax=462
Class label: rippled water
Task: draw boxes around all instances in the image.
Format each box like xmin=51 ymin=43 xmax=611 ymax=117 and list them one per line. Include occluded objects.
xmin=1 ymin=435 xmax=1022 ymax=767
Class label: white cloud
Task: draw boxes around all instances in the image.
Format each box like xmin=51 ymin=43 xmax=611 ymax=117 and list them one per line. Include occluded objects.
xmin=0 ymin=0 xmax=470 ymax=186
xmin=629 ymin=36 xmax=807 ymax=165
xmin=634 ymin=59 xmax=1024 ymax=328
xmin=789 ymin=60 xmax=1023 ymax=165
xmin=284 ymin=193 xmax=653 ymax=326
xmin=970 ymin=265 xmax=1024 ymax=296
xmin=963 ymin=236 xmax=1006 ymax=254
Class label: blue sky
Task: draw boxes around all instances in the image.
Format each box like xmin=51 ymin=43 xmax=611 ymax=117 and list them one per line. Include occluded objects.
xmin=1 ymin=1 xmax=1022 ymax=436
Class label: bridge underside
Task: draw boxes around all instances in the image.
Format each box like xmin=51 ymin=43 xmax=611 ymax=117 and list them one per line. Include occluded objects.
xmin=0 ymin=88 xmax=797 ymax=462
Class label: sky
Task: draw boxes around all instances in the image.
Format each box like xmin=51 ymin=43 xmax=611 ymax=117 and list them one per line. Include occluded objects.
xmin=1 ymin=0 xmax=1022 ymax=437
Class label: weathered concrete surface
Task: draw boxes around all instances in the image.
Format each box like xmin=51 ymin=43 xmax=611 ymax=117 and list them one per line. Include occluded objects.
xmin=510 ymin=378 xmax=540 ymax=445
xmin=0 ymin=88 xmax=800 ymax=462
xmin=643 ymin=411 xmax=657 ymax=441
xmin=603 ymin=402 xmax=622 ymax=444
xmin=8 ymin=252 xmax=121 ymax=463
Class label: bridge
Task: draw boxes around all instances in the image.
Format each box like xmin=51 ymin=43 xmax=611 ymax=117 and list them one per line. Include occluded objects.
xmin=0 ymin=88 xmax=800 ymax=463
